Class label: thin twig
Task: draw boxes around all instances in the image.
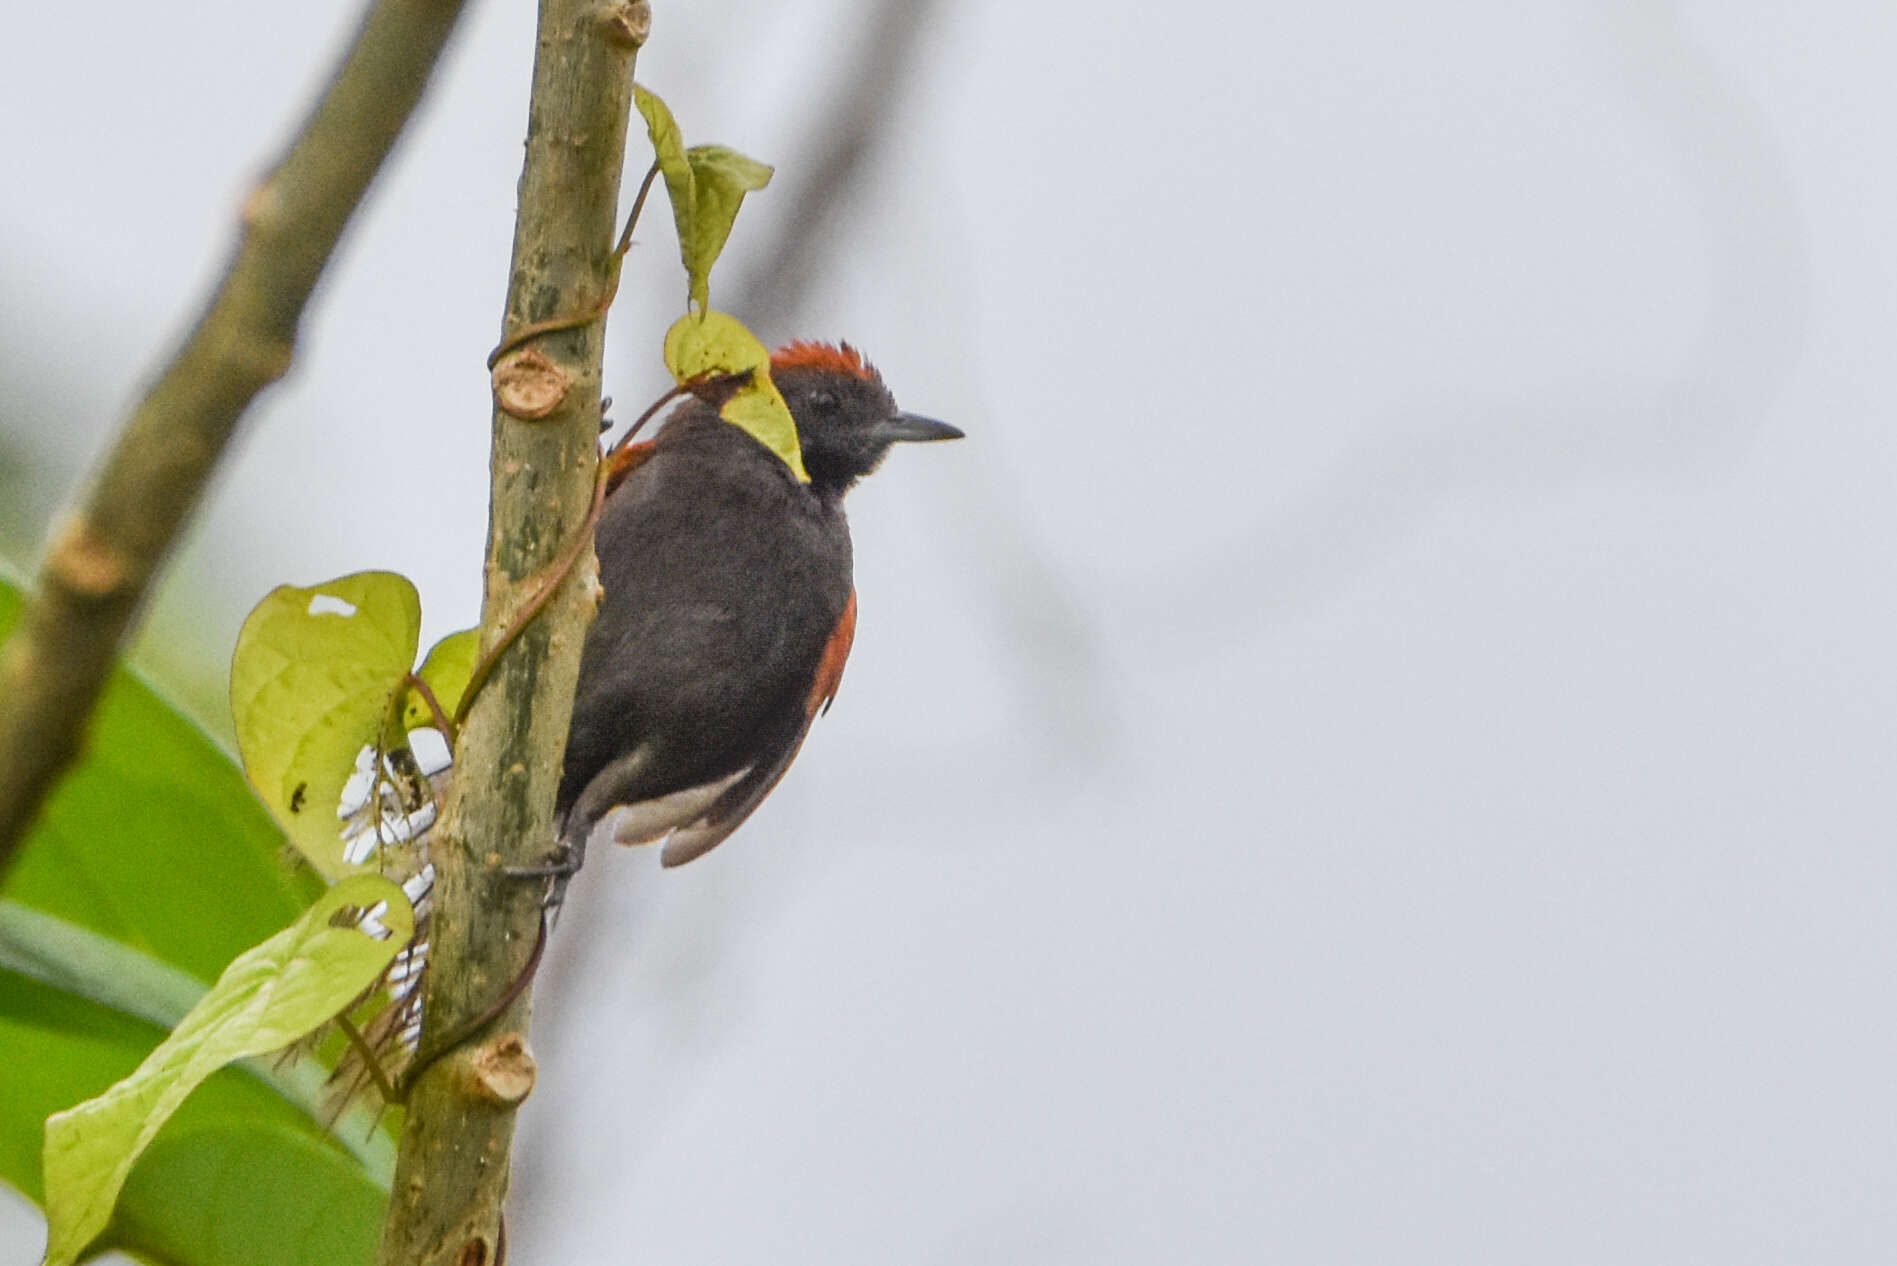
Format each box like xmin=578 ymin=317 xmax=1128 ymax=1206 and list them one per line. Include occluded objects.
xmin=0 ymin=0 xmax=475 ymax=879
xmin=484 ymin=161 xmax=662 ymax=369
xmin=451 ymin=463 xmax=608 ymax=733
xmin=335 ymin=1013 xmax=402 ymax=1109
xmin=393 ymin=913 xmax=549 ymax=1102
xmin=607 ymin=367 xmax=750 ymax=454
xmin=609 ymin=381 xmax=691 ymax=452
xmin=403 ymin=672 xmax=458 ymax=749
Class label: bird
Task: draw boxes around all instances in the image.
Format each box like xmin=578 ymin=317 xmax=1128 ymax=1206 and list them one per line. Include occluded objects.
xmin=321 ymin=342 xmax=954 ymax=1099
xmin=549 ymin=339 xmax=961 ymax=878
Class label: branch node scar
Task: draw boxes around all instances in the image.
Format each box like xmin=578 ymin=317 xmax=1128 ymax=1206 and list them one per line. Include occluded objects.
xmin=601 ymin=0 xmax=651 ymax=47
xmin=492 ymin=349 xmax=571 ymax=420
xmin=464 ymin=1034 xmax=537 ymax=1105
xmin=47 ymin=516 xmax=132 ymax=600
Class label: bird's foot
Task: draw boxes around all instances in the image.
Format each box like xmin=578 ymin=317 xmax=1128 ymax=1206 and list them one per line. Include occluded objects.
xmin=503 ymin=836 xmax=586 ymax=920
xmin=502 ymin=843 xmax=583 ymax=882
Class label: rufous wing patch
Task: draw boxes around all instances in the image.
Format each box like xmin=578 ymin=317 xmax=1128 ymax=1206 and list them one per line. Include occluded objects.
xmin=661 ymin=592 xmax=858 ymax=868
xmin=603 ymin=440 xmax=658 ymax=495
xmin=808 ymin=589 xmax=857 ymax=718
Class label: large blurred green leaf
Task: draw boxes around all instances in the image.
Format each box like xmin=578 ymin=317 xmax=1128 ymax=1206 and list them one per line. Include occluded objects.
xmin=0 ymin=579 xmax=323 ymax=982
xmin=0 ymin=575 xmax=391 ymax=1265
xmin=42 ymin=875 xmax=409 ymax=1266
xmin=121 ymin=1122 xmax=385 ymax=1266
xmin=0 ymin=971 xmax=385 ymax=1265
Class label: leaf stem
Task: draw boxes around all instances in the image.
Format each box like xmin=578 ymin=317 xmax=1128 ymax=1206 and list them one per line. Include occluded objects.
xmin=615 ymin=160 xmax=664 ymax=259
xmin=335 ymin=1013 xmax=402 ymax=1112
xmin=403 ymin=672 xmax=458 ymax=749
xmin=484 ymin=159 xmax=663 ymax=369
xmin=450 ymin=461 xmax=609 ymax=733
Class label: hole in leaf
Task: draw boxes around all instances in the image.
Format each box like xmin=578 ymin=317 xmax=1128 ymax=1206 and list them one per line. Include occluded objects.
xmin=307 ymin=593 xmax=358 ymax=617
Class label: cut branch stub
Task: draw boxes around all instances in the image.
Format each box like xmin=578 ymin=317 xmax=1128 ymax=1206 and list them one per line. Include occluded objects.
xmin=492 ymin=348 xmax=571 ymax=420
xmin=601 ymin=0 xmax=652 ymax=47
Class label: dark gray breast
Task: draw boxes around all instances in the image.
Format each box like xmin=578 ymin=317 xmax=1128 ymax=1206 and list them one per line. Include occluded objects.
xmin=557 ymin=409 xmax=854 ymax=822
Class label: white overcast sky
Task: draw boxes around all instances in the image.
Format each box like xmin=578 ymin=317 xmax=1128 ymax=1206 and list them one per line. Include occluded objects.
xmin=5 ymin=1 xmax=1897 ymax=1262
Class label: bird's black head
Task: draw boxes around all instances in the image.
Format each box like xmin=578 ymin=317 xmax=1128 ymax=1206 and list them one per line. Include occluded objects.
xmin=771 ymin=341 xmax=962 ymax=497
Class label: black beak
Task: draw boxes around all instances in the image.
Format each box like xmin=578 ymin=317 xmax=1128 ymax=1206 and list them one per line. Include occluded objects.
xmin=875 ymin=412 xmax=964 ymax=444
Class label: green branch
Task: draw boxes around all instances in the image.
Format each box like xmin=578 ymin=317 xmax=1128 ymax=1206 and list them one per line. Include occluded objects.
xmin=373 ymin=1 xmax=649 ymax=1261
xmin=0 ymin=0 xmax=475 ymax=879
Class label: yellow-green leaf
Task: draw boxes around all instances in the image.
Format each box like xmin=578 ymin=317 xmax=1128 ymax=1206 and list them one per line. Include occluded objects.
xmin=664 ymin=310 xmax=809 ymax=482
xmin=230 ymin=572 xmax=422 ymax=878
xmin=634 ymin=84 xmax=774 ymax=310
xmin=679 ymin=143 xmax=773 ymax=308
xmin=403 ymin=628 xmax=479 ymax=732
xmin=635 ymin=83 xmax=690 ymax=250
xmin=40 ymin=875 xmax=412 ymax=1266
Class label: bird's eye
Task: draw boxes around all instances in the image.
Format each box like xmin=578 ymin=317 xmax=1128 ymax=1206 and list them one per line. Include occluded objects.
xmin=809 ymin=391 xmax=835 ymax=409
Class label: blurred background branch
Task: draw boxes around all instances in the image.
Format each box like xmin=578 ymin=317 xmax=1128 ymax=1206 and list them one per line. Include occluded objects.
xmin=729 ymin=0 xmax=941 ymax=334
xmin=0 ymin=0 xmax=475 ymax=878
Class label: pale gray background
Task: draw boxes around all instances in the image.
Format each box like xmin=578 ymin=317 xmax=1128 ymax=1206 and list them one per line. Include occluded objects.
xmin=5 ymin=1 xmax=1895 ymax=1262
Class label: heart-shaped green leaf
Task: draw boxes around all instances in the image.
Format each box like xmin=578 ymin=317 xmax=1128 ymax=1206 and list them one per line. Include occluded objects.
xmin=230 ymin=572 xmax=422 ymax=878
xmin=40 ymin=874 xmax=411 ymax=1266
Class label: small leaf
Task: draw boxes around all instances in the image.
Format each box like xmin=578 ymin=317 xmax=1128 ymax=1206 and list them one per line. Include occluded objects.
xmin=664 ymin=310 xmax=809 ymax=482
xmin=635 ymin=83 xmax=692 ymax=263
xmin=634 ymin=84 xmax=774 ymax=309
xmin=40 ymin=874 xmax=411 ymax=1266
xmin=679 ymin=144 xmax=773 ymax=309
xmin=404 ymin=628 xmax=479 ymax=732
xmin=230 ymin=572 xmax=421 ymax=877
